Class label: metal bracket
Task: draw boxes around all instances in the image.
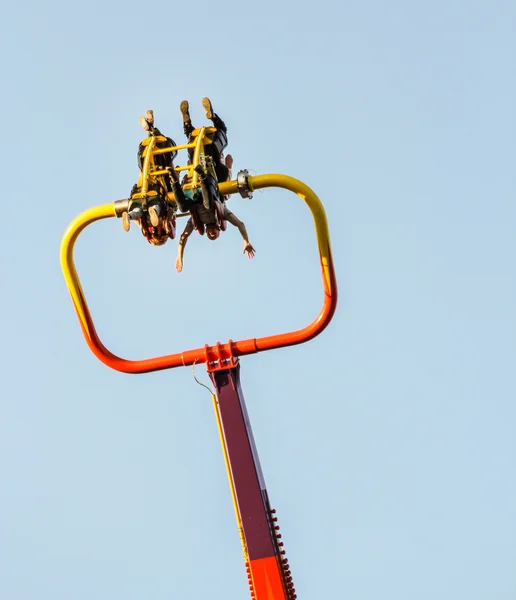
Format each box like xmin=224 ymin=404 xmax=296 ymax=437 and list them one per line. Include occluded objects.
xmin=204 ymin=340 xmax=240 ymax=372
xmin=114 ymin=198 xmax=130 ymax=217
xmin=237 ymin=169 xmax=253 ymax=199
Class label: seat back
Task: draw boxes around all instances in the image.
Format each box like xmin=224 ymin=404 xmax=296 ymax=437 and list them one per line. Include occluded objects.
xmin=138 ymin=135 xmax=178 ymax=170
xmin=187 ymin=127 xmax=228 ymax=164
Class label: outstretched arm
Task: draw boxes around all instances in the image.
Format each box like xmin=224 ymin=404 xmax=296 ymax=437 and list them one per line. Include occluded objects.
xmin=225 ymin=211 xmax=256 ymax=258
xmin=176 ymin=219 xmax=194 ymax=272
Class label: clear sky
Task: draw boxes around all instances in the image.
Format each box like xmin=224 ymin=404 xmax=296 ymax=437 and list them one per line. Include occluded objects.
xmin=1 ymin=1 xmax=515 ymax=599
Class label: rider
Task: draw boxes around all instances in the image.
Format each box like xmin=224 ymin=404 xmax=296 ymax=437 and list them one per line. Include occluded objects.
xmin=174 ymin=97 xmax=255 ymax=272
xmin=180 ymin=97 xmax=232 ymax=184
xmin=122 ymin=110 xmax=186 ymax=232
xmin=175 ymin=206 xmax=256 ymax=272
xmin=176 ymin=97 xmax=235 ymax=212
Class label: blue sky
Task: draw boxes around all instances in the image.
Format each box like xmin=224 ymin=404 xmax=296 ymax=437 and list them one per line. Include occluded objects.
xmin=1 ymin=1 xmax=515 ymax=598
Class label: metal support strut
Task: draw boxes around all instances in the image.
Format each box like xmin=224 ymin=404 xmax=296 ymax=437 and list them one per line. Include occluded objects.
xmin=210 ymin=362 xmax=297 ymax=600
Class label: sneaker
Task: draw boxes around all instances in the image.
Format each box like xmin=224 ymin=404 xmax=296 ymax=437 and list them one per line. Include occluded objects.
xmin=148 ymin=204 xmax=160 ymax=227
xmin=122 ymin=211 xmax=130 ymax=232
xmin=180 ymin=100 xmax=191 ymax=124
xmin=202 ymin=97 xmax=214 ymax=120
xmin=139 ymin=116 xmax=150 ymax=132
xmin=145 ymin=110 xmax=154 ymax=126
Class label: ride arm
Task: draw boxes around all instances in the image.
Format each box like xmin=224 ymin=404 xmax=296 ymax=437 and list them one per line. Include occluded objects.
xmin=176 ymin=219 xmax=195 ymax=272
xmin=225 ymin=211 xmax=256 ymax=258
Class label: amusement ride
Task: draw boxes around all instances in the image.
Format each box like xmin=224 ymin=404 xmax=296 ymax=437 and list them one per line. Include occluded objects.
xmin=60 ymin=100 xmax=338 ymax=599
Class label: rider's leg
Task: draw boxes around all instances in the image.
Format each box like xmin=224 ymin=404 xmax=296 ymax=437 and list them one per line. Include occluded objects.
xmin=167 ymin=167 xmax=191 ymax=213
xmin=123 ymin=196 xmax=144 ymax=231
xmin=195 ymin=164 xmax=218 ymax=210
xmin=180 ymin=100 xmax=194 ymax=137
xmin=202 ymin=97 xmax=228 ymax=177
xmin=129 ymin=206 xmax=143 ymax=220
xmin=127 ymin=189 xmax=144 ymax=220
xmin=137 ymin=143 xmax=145 ymax=170
xmin=215 ymin=162 xmax=229 ymax=183
xmin=202 ymin=97 xmax=227 ymax=133
xmin=122 ymin=211 xmax=141 ymax=230
xmin=174 ymin=188 xmax=195 ymax=213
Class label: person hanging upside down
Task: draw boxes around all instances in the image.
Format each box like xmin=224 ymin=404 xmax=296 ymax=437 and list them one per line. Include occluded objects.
xmin=180 ymin=97 xmax=232 ymax=184
xmin=177 ymin=96 xmax=236 ymax=223
xmin=175 ymin=203 xmax=256 ymax=272
xmin=122 ymin=110 xmax=185 ymax=233
xmin=174 ymin=97 xmax=255 ymax=271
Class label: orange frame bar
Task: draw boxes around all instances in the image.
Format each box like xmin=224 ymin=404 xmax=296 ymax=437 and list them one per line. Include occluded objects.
xmin=60 ymin=174 xmax=337 ymax=374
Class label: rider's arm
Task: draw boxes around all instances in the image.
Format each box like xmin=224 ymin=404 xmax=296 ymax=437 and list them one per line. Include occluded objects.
xmin=178 ymin=219 xmax=194 ymax=255
xmin=225 ymin=211 xmax=250 ymax=245
xmin=176 ymin=219 xmax=194 ymax=272
xmin=225 ymin=209 xmax=256 ymax=258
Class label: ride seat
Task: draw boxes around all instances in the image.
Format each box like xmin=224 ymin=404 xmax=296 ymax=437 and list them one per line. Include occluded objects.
xmin=188 ymin=127 xmax=228 ymax=163
xmin=137 ymin=135 xmax=178 ymax=171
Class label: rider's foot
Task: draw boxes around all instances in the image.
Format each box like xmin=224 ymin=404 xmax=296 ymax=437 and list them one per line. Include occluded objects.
xmin=145 ymin=110 xmax=154 ymax=126
xmin=180 ymin=100 xmax=191 ymax=124
xmin=167 ymin=166 xmax=180 ymax=183
xmin=148 ymin=204 xmax=160 ymax=227
xmin=224 ymin=153 xmax=234 ymax=169
xmin=139 ymin=116 xmax=150 ymax=132
xmin=202 ymin=97 xmax=214 ymax=120
xmin=122 ymin=211 xmax=130 ymax=232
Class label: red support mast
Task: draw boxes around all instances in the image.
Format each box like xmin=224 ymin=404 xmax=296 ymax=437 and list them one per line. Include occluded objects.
xmin=210 ymin=362 xmax=296 ymax=600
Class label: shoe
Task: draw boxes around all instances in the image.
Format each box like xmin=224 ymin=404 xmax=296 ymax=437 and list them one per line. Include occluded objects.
xmin=180 ymin=100 xmax=191 ymax=124
xmin=139 ymin=116 xmax=150 ymax=132
xmin=122 ymin=211 xmax=130 ymax=232
xmin=148 ymin=204 xmax=160 ymax=227
xmin=202 ymin=97 xmax=214 ymax=120
xmin=145 ymin=110 xmax=154 ymax=126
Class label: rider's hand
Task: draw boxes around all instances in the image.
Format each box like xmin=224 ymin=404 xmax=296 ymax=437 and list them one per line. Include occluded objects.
xmin=176 ymin=257 xmax=183 ymax=272
xmin=243 ymin=243 xmax=256 ymax=259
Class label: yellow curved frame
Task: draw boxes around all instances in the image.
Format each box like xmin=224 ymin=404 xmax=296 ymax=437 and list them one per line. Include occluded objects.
xmin=60 ymin=174 xmax=337 ymax=373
